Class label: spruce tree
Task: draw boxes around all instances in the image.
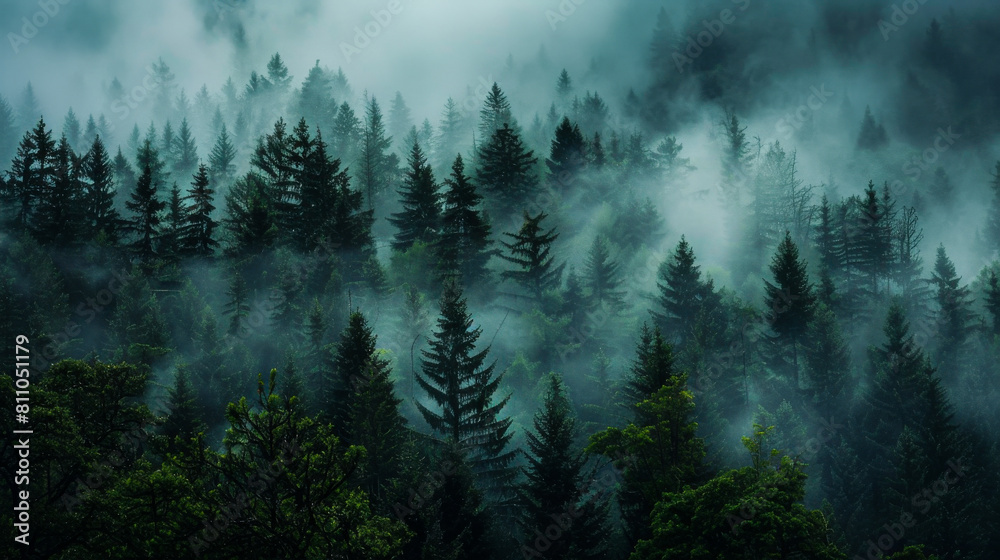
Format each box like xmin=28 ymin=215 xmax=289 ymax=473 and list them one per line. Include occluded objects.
xmin=0 ymin=94 xmax=16 ymax=166
xmin=162 ymin=365 xmax=206 ymax=445
xmin=416 ymin=282 xmax=517 ymax=497
xmin=804 ymin=304 xmax=850 ymax=420
xmin=477 ymin=123 xmax=539 ymax=217
xmin=929 ymin=244 xmax=973 ymax=381
xmin=652 ymin=236 xmax=720 ymax=344
xmin=985 ymin=270 xmax=1000 ymax=337
xmin=389 ymin=139 xmax=440 ymax=251
xmin=517 ymin=374 xmax=609 ymax=560
xmin=224 ymin=271 xmax=250 ymax=337
xmin=857 ymin=106 xmax=889 ymax=150
xmin=173 ymin=118 xmax=198 ymax=179
xmin=583 ymin=235 xmax=626 ymax=312
xmin=546 ymin=117 xmax=586 ymax=192
xmin=499 ymin=211 xmax=565 ymax=298
xmin=62 ymin=108 xmax=81 ymax=151
xmin=478 ymin=82 xmax=514 ymax=139
xmin=124 ymin=163 xmax=166 ymax=267
xmin=32 ymin=135 xmax=85 ymax=246
xmin=358 ymin=95 xmax=398 ymax=207
xmin=436 ymin=154 xmax=493 ymax=283
xmin=181 ymin=164 xmax=218 ymax=257
xmin=986 ymin=162 xmax=1000 ymax=255
xmin=388 ymin=91 xmax=413 ymax=149
xmin=82 ymin=135 xmax=124 ymax=244
xmin=6 ymin=118 xmax=56 ymax=230
xmin=208 ymin=123 xmax=237 ymax=187
xmin=763 ymin=231 xmax=816 ymax=387
xmin=331 ymin=101 xmax=361 ymax=163
xmin=436 ymin=97 xmax=466 ymax=170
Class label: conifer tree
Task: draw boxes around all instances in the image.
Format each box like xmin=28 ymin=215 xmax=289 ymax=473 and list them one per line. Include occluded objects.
xmin=32 ymin=135 xmax=85 ymax=246
xmin=436 ymin=97 xmax=466 ymax=170
xmin=389 ymin=139 xmax=440 ymax=251
xmin=985 ymin=270 xmax=1000 ymax=337
xmin=804 ymin=304 xmax=850 ymax=419
xmin=478 ymin=82 xmax=514 ymax=139
xmin=499 ymin=211 xmax=565 ymax=298
xmin=158 ymin=183 xmax=185 ymax=260
xmin=62 ymin=108 xmax=81 ymax=151
xmin=622 ymin=324 xmax=676 ymax=419
xmin=162 ymin=365 xmax=206 ymax=445
xmin=416 ymin=282 xmax=517 ymax=497
xmin=0 ymin=94 xmax=17 ymax=165
xmin=763 ymin=231 xmax=816 ymax=386
xmin=173 ymin=118 xmax=198 ymax=179
xmin=331 ymin=101 xmax=361 ymax=163
xmin=436 ymin=154 xmax=493 ymax=283
xmin=125 ymin=164 xmax=167 ymax=267
xmin=6 ymin=118 xmax=56 ymax=230
xmin=517 ymin=374 xmax=609 ymax=560
xmin=82 ymin=135 xmax=124 ymax=244
xmin=929 ymin=244 xmax=973 ymax=381
xmin=208 ymin=120 xmax=237 ymax=188
xmin=477 ymin=123 xmax=539 ymax=217
xmin=181 ymin=164 xmax=218 ymax=257
xmin=857 ymin=106 xmax=889 ymax=150
xmin=584 ymin=235 xmax=626 ymax=312
xmin=224 ymin=271 xmax=250 ymax=336
xmin=223 ymin=173 xmax=279 ymax=261
xmin=652 ymin=236 xmax=720 ymax=344
xmin=358 ymin=95 xmax=398 ymax=207
xmin=985 ymin=162 xmax=1000 ymax=255
xmin=547 ymin=117 xmax=586 ymax=192
xmin=388 ymin=91 xmax=413 ymax=150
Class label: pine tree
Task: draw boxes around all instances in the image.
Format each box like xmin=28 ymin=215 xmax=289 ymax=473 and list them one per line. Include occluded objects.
xmin=124 ymin=163 xmax=166 ymax=267
xmin=180 ymin=164 xmax=218 ymax=257
xmin=478 ymin=82 xmax=514 ymax=139
xmin=622 ymin=324 xmax=676 ymax=418
xmin=0 ymin=94 xmax=17 ymax=166
xmin=224 ymin=271 xmax=250 ymax=336
xmin=296 ymin=61 xmax=334 ymax=130
xmin=162 ymin=365 xmax=206 ymax=444
xmin=331 ymin=101 xmax=361 ymax=163
xmin=804 ymin=304 xmax=850 ymax=420
xmin=6 ymin=118 xmax=56 ymax=230
xmin=499 ymin=211 xmax=565 ymax=298
xmin=62 ymin=108 xmax=81 ymax=151
xmin=358 ymin=95 xmax=398 ymax=207
xmin=477 ymin=123 xmax=538 ymax=217
xmin=82 ymin=135 xmax=124 ymax=244
xmin=389 ymin=139 xmax=440 ymax=251
xmin=266 ymin=52 xmax=292 ymax=92
xmin=17 ymin=82 xmax=41 ymax=130
xmin=583 ymin=235 xmax=626 ymax=312
xmin=173 ymin=118 xmax=198 ymax=179
xmin=416 ymin=282 xmax=516 ymax=497
xmin=652 ymin=236 xmax=720 ymax=344
xmin=335 ymin=312 xmax=411 ymax=506
xmin=720 ymin=111 xmax=750 ymax=208
xmin=857 ymin=106 xmax=889 ymax=150
xmin=436 ymin=97 xmax=466 ymax=170
xmin=929 ymin=244 xmax=973 ymax=382
xmin=763 ymin=231 xmax=816 ymax=387
xmin=556 ymin=69 xmax=573 ymax=102
xmin=517 ymin=374 xmax=609 ymax=560
xmin=32 ymin=135 xmax=85 ymax=246
xmin=436 ymin=154 xmax=493 ymax=283
xmin=547 ymin=117 xmax=586 ymax=192
xmin=158 ymin=184 xmax=185 ymax=260
xmin=388 ymin=91 xmax=413 ymax=150
xmin=208 ymin=123 xmax=237 ymax=187
xmin=223 ymin=172 xmax=279 ymax=260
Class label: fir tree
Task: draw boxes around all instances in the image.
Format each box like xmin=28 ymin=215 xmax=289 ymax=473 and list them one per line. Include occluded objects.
xmin=358 ymin=95 xmax=398 ymax=207
xmin=499 ymin=211 xmax=565 ymax=298
xmin=436 ymin=154 xmax=493 ymax=284
xmin=477 ymin=123 xmax=539 ymax=217
xmin=389 ymin=139 xmax=440 ymax=251
xmin=82 ymin=135 xmax=124 ymax=244
xmin=388 ymin=91 xmax=414 ymax=150
xmin=62 ymin=108 xmax=81 ymax=151
xmin=181 ymin=164 xmax=218 ymax=257
xmin=929 ymin=245 xmax=973 ymax=382
xmin=763 ymin=231 xmax=816 ymax=387
xmin=124 ymin=163 xmax=166 ymax=267
xmin=172 ymin=118 xmax=198 ymax=179
xmin=208 ymin=123 xmax=237 ymax=187
xmin=224 ymin=271 xmax=250 ymax=337
xmin=583 ymin=235 xmax=626 ymax=312
xmin=857 ymin=106 xmax=889 ymax=150
xmin=804 ymin=304 xmax=850 ymax=420
xmin=416 ymin=282 xmax=517 ymax=497
xmin=32 ymin=135 xmax=85 ymax=246
xmin=162 ymin=365 xmax=206 ymax=445
xmin=478 ymin=82 xmax=513 ymax=139
xmin=517 ymin=374 xmax=609 ymax=560
xmin=547 ymin=117 xmax=587 ymax=192
xmin=652 ymin=236 xmax=720 ymax=344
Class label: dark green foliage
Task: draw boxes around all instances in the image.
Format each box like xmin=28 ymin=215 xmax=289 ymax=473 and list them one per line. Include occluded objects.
xmin=857 ymin=105 xmax=889 ymax=150
xmin=500 ymin=211 xmax=564 ymax=298
xmin=652 ymin=236 xmax=720 ymax=345
xmin=416 ymin=283 xmax=516 ymax=496
xmin=477 ymin=123 xmax=538 ymax=217
xmin=389 ymin=139 xmax=440 ymax=251
xmin=583 ymin=235 xmax=626 ymax=312
xmin=517 ymin=375 xmax=609 ymax=560
xmin=929 ymin=245 xmax=973 ymax=381
xmin=181 ymin=164 xmax=218 ymax=257
xmin=124 ymin=162 xmax=167 ymax=267
xmin=436 ymin=154 xmax=493 ymax=284
xmin=763 ymin=231 xmax=816 ymax=386
xmin=547 ymin=117 xmax=586 ymax=192
xmin=82 ymin=135 xmax=124 ymax=244
xmin=208 ymin=123 xmax=237 ymax=187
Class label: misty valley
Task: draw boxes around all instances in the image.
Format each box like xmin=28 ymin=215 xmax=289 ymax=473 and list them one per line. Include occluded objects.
xmin=2 ymin=1 xmax=1000 ymax=559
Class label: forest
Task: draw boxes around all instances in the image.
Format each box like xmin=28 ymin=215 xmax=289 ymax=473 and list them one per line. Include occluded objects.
xmin=2 ymin=0 xmax=1000 ymax=558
